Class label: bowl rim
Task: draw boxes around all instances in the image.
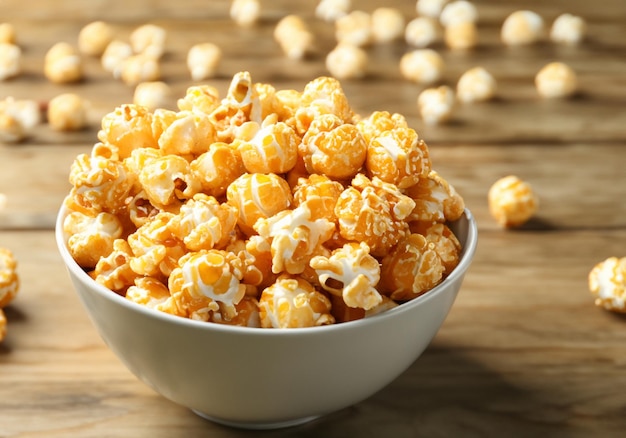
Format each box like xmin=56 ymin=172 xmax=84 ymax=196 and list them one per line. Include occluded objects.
xmin=56 ymin=202 xmax=478 ymax=337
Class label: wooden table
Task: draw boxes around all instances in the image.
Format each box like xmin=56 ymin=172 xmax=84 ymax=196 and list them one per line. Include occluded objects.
xmin=2 ymin=0 xmax=626 ymax=436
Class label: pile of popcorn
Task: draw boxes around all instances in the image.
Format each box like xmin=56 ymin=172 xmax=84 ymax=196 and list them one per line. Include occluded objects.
xmin=0 ymin=247 xmax=19 ymax=341
xmin=62 ymin=72 xmax=466 ymax=328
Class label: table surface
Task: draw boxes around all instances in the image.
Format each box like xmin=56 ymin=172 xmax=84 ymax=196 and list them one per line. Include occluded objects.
xmin=2 ymin=0 xmax=626 ymax=437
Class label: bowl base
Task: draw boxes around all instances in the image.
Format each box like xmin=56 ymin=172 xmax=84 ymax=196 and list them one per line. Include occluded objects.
xmin=192 ymin=409 xmax=319 ymax=430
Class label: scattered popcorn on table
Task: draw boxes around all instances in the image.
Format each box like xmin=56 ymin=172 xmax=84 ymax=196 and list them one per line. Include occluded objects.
xmin=325 ymin=43 xmax=368 ymax=80
xmin=501 ymin=10 xmax=545 ymax=46
xmin=535 ymin=61 xmax=578 ymax=98
xmin=0 ymin=247 xmax=19 ymax=342
xmin=416 ymin=0 xmax=450 ymax=18
xmin=0 ymin=112 xmax=24 ymax=143
xmin=0 ymin=97 xmax=41 ymax=143
xmin=440 ymin=0 xmax=478 ymax=27
xmin=316 ymin=0 xmax=351 ymax=22
xmin=417 ymin=85 xmax=455 ymax=125
xmin=119 ymin=53 xmax=160 ymax=86
xmin=0 ymin=23 xmax=16 ymax=44
xmin=456 ymin=66 xmax=497 ymax=102
xmin=0 ymin=42 xmax=21 ymax=81
xmin=488 ymin=175 xmax=538 ymax=227
xmin=44 ymin=42 xmax=83 ymax=84
xmin=399 ymin=49 xmax=445 ymax=84
xmin=78 ymin=21 xmax=114 ymax=56
xmin=370 ymin=7 xmax=406 ymax=44
xmin=62 ymin=72 xmax=466 ymax=328
xmin=444 ymin=20 xmax=478 ymax=50
xmin=550 ymin=13 xmax=587 ymax=46
xmin=335 ymin=10 xmax=372 ymax=47
xmin=187 ymin=42 xmax=222 ymax=81
xmin=230 ymin=0 xmax=261 ymax=27
xmin=101 ymin=40 xmax=133 ymax=76
xmin=274 ymin=15 xmax=314 ymax=60
xmin=133 ymin=81 xmax=171 ymax=111
xmin=589 ymin=257 xmax=626 ymax=313
xmin=130 ymin=24 xmax=166 ymax=59
xmin=405 ymin=17 xmax=442 ymax=48
xmin=47 ymin=93 xmax=88 ymax=131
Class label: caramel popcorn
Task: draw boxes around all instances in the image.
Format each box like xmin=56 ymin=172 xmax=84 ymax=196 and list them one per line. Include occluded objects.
xmin=274 ymin=15 xmax=314 ymax=60
xmin=399 ymin=49 xmax=445 ymax=85
xmin=501 ymin=10 xmax=544 ymax=46
xmin=417 ymin=85 xmax=456 ymax=125
xmin=535 ymin=62 xmax=578 ymax=99
xmin=405 ymin=17 xmax=442 ymax=48
xmin=0 ymin=247 xmax=19 ymax=342
xmin=325 ymin=44 xmax=368 ymax=80
xmin=187 ymin=43 xmax=222 ymax=81
xmin=416 ymin=0 xmax=449 ymax=18
xmin=101 ymin=40 xmax=133 ymax=75
xmin=316 ymin=0 xmax=351 ymax=22
xmin=0 ymin=97 xmax=41 ymax=143
xmin=78 ymin=21 xmax=114 ymax=56
xmin=119 ymin=53 xmax=161 ymax=86
xmin=456 ymin=67 xmax=497 ymax=103
xmin=133 ymin=81 xmax=171 ymax=111
xmin=550 ymin=13 xmax=587 ymax=46
xmin=488 ymin=175 xmax=538 ymax=227
xmin=44 ymin=42 xmax=83 ymax=84
xmin=335 ymin=10 xmax=372 ymax=47
xmin=130 ymin=24 xmax=166 ymax=59
xmin=230 ymin=0 xmax=261 ymax=27
xmin=440 ymin=1 xmax=478 ymax=27
xmin=259 ymin=275 xmax=334 ymax=328
xmin=444 ymin=20 xmax=478 ymax=50
xmin=47 ymin=93 xmax=88 ymax=131
xmin=62 ymin=71 xmax=467 ymax=328
xmin=371 ymin=7 xmax=406 ymax=44
xmin=0 ymin=23 xmax=16 ymax=44
xmin=589 ymin=257 xmax=626 ymax=313
xmin=0 ymin=42 xmax=21 ymax=81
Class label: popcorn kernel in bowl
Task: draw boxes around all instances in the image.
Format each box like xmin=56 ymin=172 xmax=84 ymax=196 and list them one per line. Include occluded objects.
xmin=60 ymin=71 xmax=470 ymax=328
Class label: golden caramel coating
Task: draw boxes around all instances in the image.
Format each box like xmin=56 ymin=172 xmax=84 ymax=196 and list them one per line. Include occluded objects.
xmin=119 ymin=53 xmax=160 ymax=87
xmin=228 ymin=234 xmax=277 ymax=290
xmin=133 ymin=81 xmax=171 ymax=112
xmin=589 ymin=257 xmax=626 ymax=313
xmin=444 ymin=20 xmax=478 ymax=50
xmin=316 ymin=0 xmax=350 ymax=22
xmin=330 ymin=294 xmax=399 ymax=323
xmin=405 ymin=170 xmax=465 ymax=223
xmin=440 ymin=1 xmax=478 ymax=27
xmin=295 ymin=76 xmax=354 ymax=134
xmin=230 ymin=0 xmax=261 ymax=27
xmin=335 ymin=10 xmax=372 ymax=47
xmin=138 ymin=154 xmax=201 ymax=209
xmin=300 ymin=114 xmax=367 ymax=180
xmin=169 ymin=249 xmax=246 ymax=321
xmin=44 ymin=42 xmax=82 ymax=84
xmin=101 ymin=40 xmax=133 ymax=76
xmin=126 ymin=190 xmax=160 ymax=228
xmin=47 ymin=93 xmax=88 ymax=132
xmin=67 ymin=153 xmax=134 ymax=215
xmin=177 ymin=85 xmax=221 ymax=115
xmin=535 ymin=62 xmax=578 ymax=99
xmin=417 ymin=85 xmax=456 ymax=125
xmin=366 ymin=127 xmax=431 ymax=189
xmin=254 ymin=203 xmax=335 ymax=275
xmin=0 ymin=248 xmax=19 ymax=309
xmin=310 ymin=241 xmax=382 ymax=310
xmin=356 ymin=111 xmax=408 ymax=144
xmin=98 ymin=104 xmax=157 ymax=159
xmin=293 ymin=173 xmax=344 ymax=222
xmin=400 ymin=49 xmax=445 ymax=85
xmin=90 ymin=239 xmax=138 ymax=292
xmin=130 ymin=24 xmax=166 ymax=59
xmin=0 ymin=42 xmax=21 ymax=81
xmin=226 ymin=172 xmax=293 ymax=235
xmin=169 ymin=193 xmax=238 ymax=251
xmin=78 ymin=21 xmax=114 ymax=56
xmin=191 ymin=143 xmax=245 ymax=198
xmin=212 ymin=296 xmax=261 ymax=327
xmin=259 ymin=275 xmax=334 ymax=328
xmin=488 ymin=175 xmax=538 ymax=228
xmin=126 ymin=276 xmax=183 ymax=316
xmin=157 ymin=110 xmax=217 ymax=156
xmin=379 ymin=233 xmax=444 ymax=301
xmin=371 ymin=7 xmax=405 ymax=44
xmin=501 ymin=10 xmax=545 ymax=46
xmin=456 ymin=67 xmax=497 ymax=103
xmin=274 ymin=15 xmax=314 ymax=60
xmin=405 ymin=17 xmax=442 ymax=48
xmin=187 ymin=42 xmax=222 ymax=81
xmin=325 ymin=44 xmax=369 ymax=80
xmin=550 ymin=13 xmax=587 ymax=46
xmin=238 ymin=120 xmax=299 ymax=174
xmin=335 ymin=174 xmax=415 ymax=257
xmin=410 ymin=221 xmax=461 ymax=275
xmin=63 ymin=211 xmax=124 ymax=269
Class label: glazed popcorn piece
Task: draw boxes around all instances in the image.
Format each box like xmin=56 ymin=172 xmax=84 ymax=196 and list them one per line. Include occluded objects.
xmin=589 ymin=257 xmax=626 ymax=313
xmin=138 ymin=154 xmax=200 ymax=209
xmin=274 ymin=15 xmax=314 ymax=60
xmin=535 ymin=62 xmax=578 ymax=99
xmin=230 ymin=0 xmax=261 ymax=27
xmin=126 ymin=276 xmax=182 ymax=316
xmin=226 ymin=172 xmax=293 ymax=235
xmin=0 ymin=42 xmax=21 ymax=81
xmin=488 ymin=175 xmax=538 ymax=227
xmin=371 ymin=8 xmax=405 ymax=44
xmin=356 ymin=110 xmax=408 ymax=144
xmin=212 ymin=296 xmax=261 ymax=327
xmin=101 ymin=40 xmax=133 ymax=76
xmin=456 ymin=67 xmax=497 ymax=103
xmin=48 ymin=93 xmax=88 ymax=131
xmin=228 ymin=234 xmax=277 ymax=290
xmin=501 ymin=10 xmax=544 ymax=46
xmin=550 ymin=13 xmax=587 ymax=46
xmin=399 ymin=49 xmax=445 ymax=85
xmin=293 ymin=173 xmax=344 ymax=222
xmin=0 ymin=97 xmax=41 ymax=142
xmin=440 ymin=1 xmax=478 ymax=27
xmin=44 ymin=42 xmax=83 ymax=84
xmin=63 ymin=211 xmax=124 ymax=269
xmin=316 ymin=0 xmax=351 ymax=22
xmin=238 ymin=119 xmax=299 ymax=174
xmin=366 ymin=126 xmax=431 ymax=189
xmin=0 ymin=23 xmax=16 ymax=44
xmin=133 ymin=81 xmax=171 ymax=111
xmin=416 ymin=0 xmax=449 ymax=18
xmin=0 ymin=112 xmax=25 ymax=143
xmin=170 ymin=249 xmax=246 ymax=321
xmin=187 ymin=43 xmax=222 ymax=81
xmin=191 ymin=143 xmax=245 ymax=198
xmin=177 ymin=85 xmax=221 ymax=115
xmin=405 ymin=170 xmax=465 ymax=223
xmin=417 ymin=85 xmax=455 ymax=125
xmin=295 ymin=76 xmax=355 ymax=135
xmin=169 ymin=193 xmax=238 ymax=252
xmin=325 ymin=44 xmax=368 ymax=80
xmin=130 ymin=24 xmax=166 ymax=59
xmin=90 ymin=239 xmax=137 ymax=292
xmin=119 ymin=53 xmax=160 ymax=86
xmin=335 ymin=10 xmax=372 ymax=47
xmin=444 ymin=21 xmax=478 ymax=50
xmin=98 ymin=104 xmax=157 ymax=158
xmin=254 ymin=203 xmax=335 ymax=275
xmin=379 ymin=233 xmax=444 ymax=301
xmin=300 ymin=114 xmax=367 ymax=180
xmin=405 ymin=17 xmax=442 ymax=48
xmin=310 ymin=241 xmax=382 ymax=310
xmin=410 ymin=221 xmax=461 ymax=275
xmin=156 ymin=109 xmax=216 ymax=156
xmin=330 ymin=294 xmax=399 ymax=323
xmin=335 ymin=174 xmax=415 ymax=257
xmin=78 ymin=21 xmax=114 ymax=56
xmin=0 ymin=248 xmax=19 ymax=309
xmin=259 ymin=275 xmax=335 ymax=328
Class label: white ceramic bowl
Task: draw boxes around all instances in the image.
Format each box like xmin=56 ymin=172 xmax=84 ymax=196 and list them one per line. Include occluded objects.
xmin=56 ymin=206 xmax=477 ymax=430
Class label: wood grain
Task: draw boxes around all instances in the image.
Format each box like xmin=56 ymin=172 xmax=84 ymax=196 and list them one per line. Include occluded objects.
xmin=2 ymin=0 xmax=626 ymax=436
